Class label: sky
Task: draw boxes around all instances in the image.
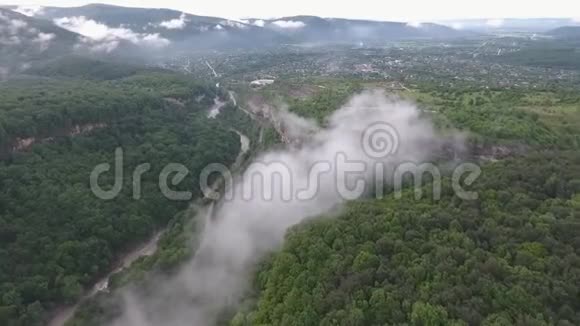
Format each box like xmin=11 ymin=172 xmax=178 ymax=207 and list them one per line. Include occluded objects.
xmin=2 ymin=0 xmax=579 ymax=22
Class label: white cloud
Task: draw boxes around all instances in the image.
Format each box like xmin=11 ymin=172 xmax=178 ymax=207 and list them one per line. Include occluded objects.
xmin=110 ymin=91 xmax=462 ymax=326
xmin=13 ymin=5 xmax=45 ymax=17
xmin=8 ymin=19 xmax=28 ymax=33
xmin=140 ymin=33 xmax=170 ymax=47
xmin=240 ymin=19 xmax=264 ymax=27
xmin=0 ymin=19 xmax=29 ymax=36
xmin=450 ymin=22 xmax=464 ymax=30
xmin=32 ymin=32 xmax=55 ymax=51
xmin=0 ymin=18 xmax=44 ymax=47
xmin=406 ymin=21 xmax=423 ymax=28
xmin=272 ymin=20 xmax=307 ymax=29
xmin=79 ymin=38 xmax=120 ymax=53
xmin=221 ymin=20 xmax=247 ymax=29
xmin=486 ymin=18 xmax=504 ymax=28
xmin=35 ymin=32 xmax=55 ymax=41
xmin=0 ymin=18 xmax=53 ymax=51
xmin=253 ymin=19 xmax=265 ymax=27
xmin=55 ymin=16 xmax=133 ymax=41
xmin=214 ymin=24 xmax=224 ymax=30
xmin=158 ymin=13 xmax=188 ymax=29
xmin=572 ymin=17 xmax=580 ymax=24
xmin=54 ymin=16 xmax=170 ymax=50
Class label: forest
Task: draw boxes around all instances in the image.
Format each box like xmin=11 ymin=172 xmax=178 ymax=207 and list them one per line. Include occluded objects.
xmin=229 ymin=85 xmax=580 ymax=325
xmin=0 ymin=71 xmax=244 ymax=325
xmin=233 ymin=150 xmax=580 ymax=325
xmin=1 ymin=46 xmax=579 ymax=326
xmin=2 ymin=2 xmax=580 ymax=325
xmin=497 ymin=41 xmax=580 ymax=70
xmin=58 ymin=80 xmax=580 ymax=326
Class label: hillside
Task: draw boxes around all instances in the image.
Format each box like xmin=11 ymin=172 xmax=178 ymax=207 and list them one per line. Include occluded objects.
xmin=24 ymin=55 xmax=166 ymax=80
xmin=0 ymin=71 xmax=248 ymax=325
xmin=245 ymin=16 xmax=470 ymax=43
xmin=1 ymin=4 xmax=580 ymax=326
xmin=0 ymin=8 xmax=79 ymax=74
xmin=236 ymin=151 xmax=580 ymax=326
xmin=229 ymin=83 xmax=580 ymax=326
xmin=15 ymin=4 xmax=469 ymax=49
xmin=548 ymin=26 xmax=580 ymax=39
xmin=440 ymin=18 xmax=580 ymax=33
xmin=494 ymin=39 xmax=580 ymax=70
xmin=33 ymin=4 xmax=288 ymax=50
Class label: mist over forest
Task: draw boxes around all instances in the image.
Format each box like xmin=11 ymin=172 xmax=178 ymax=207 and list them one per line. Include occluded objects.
xmin=0 ymin=3 xmax=579 ymax=326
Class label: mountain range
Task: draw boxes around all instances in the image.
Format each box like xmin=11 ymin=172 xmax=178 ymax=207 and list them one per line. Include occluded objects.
xmin=242 ymin=15 xmax=472 ymax=43
xmin=439 ymin=18 xmax=580 ymax=33
xmin=548 ymin=26 xmax=580 ymax=39
xmin=3 ymin=4 xmax=469 ymax=51
xmin=0 ymin=8 xmax=78 ymax=74
xmin=0 ymin=3 xmax=579 ymax=76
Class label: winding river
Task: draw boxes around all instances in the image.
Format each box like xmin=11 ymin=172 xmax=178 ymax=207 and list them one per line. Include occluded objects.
xmin=48 ymin=106 xmax=252 ymax=326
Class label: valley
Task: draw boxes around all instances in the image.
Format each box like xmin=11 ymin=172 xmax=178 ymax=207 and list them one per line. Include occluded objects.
xmin=0 ymin=3 xmax=579 ymax=326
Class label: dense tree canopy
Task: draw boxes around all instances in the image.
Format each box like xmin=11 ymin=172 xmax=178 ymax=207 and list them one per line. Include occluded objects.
xmin=0 ymin=73 xmax=242 ymax=325
xmin=2 ymin=64 xmax=578 ymax=326
xmin=234 ymin=151 xmax=580 ymax=326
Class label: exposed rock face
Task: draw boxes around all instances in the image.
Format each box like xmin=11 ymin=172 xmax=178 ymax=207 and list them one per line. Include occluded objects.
xmin=2 ymin=123 xmax=107 ymax=159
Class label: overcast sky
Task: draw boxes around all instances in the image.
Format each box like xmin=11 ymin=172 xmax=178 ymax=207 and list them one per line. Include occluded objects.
xmin=2 ymin=0 xmax=579 ymax=21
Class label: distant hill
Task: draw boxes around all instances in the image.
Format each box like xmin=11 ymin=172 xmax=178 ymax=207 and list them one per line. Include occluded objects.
xmin=439 ymin=18 xmax=580 ymax=33
xmin=24 ymin=55 xmax=166 ymax=80
xmin=16 ymin=4 xmax=469 ymax=49
xmin=0 ymin=8 xmax=80 ymax=75
xmin=244 ymin=16 xmax=470 ymax=43
xmin=32 ymin=4 xmax=288 ymax=50
xmin=0 ymin=4 xmax=476 ymax=75
xmin=547 ymin=26 xmax=580 ymax=39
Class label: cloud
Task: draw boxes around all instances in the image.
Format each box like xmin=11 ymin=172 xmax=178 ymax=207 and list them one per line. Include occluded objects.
xmin=2 ymin=19 xmax=28 ymax=34
xmin=54 ymin=16 xmax=170 ymax=51
xmin=252 ymin=19 xmax=265 ymax=27
xmin=13 ymin=5 xmax=44 ymax=17
xmin=486 ymin=18 xmax=504 ymax=28
xmin=221 ymin=20 xmax=247 ymax=29
xmin=32 ymin=32 xmax=55 ymax=51
xmin=214 ymin=24 xmax=224 ymax=30
xmin=272 ymin=20 xmax=307 ymax=29
xmin=406 ymin=21 xmax=423 ymax=28
xmin=55 ymin=16 xmax=134 ymax=41
xmin=79 ymin=39 xmax=120 ymax=53
xmin=110 ymin=91 xmax=464 ymax=326
xmin=0 ymin=18 xmax=53 ymax=51
xmin=158 ymin=13 xmax=188 ymax=29
xmin=450 ymin=22 xmax=464 ymax=30
xmin=572 ymin=17 xmax=580 ymax=24
xmin=140 ymin=33 xmax=170 ymax=47
xmin=240 ymin=19 xmax=264 ymax=27
xmin=0 ymin=18 xmax=29 ymax=39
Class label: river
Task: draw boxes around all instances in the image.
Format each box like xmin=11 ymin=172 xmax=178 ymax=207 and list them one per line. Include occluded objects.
xmin=47 ymin=109 xmax=252 ymax=326
xmin=47 ymin=231 xmax=165 ymax=326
